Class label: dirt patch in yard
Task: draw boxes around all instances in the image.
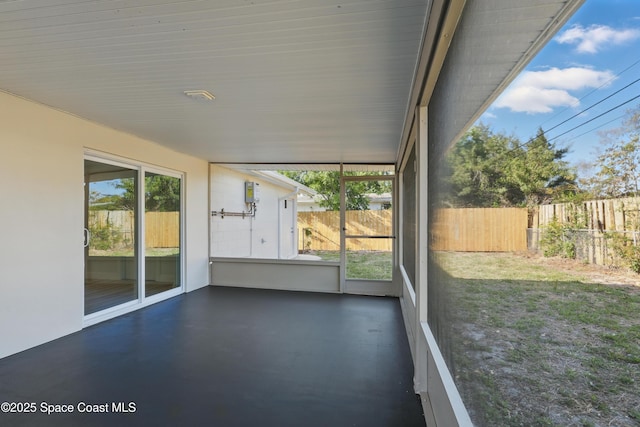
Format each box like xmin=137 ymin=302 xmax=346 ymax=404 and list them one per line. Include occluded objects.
xmin=437 ymin=252 xmax=640 ymax=427
xmin=517 ymin=252 xmax=640 ymax=288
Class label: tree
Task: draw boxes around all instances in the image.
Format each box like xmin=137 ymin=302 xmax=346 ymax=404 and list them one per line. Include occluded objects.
xmin=445 ymin=124 xmax=518 ymax=207
xmin=444 ymin=124 xmax=575 ymax=207
xmin=92 ymin=175 xmax=180 ymax=212
xmin=508 ymin=127 xmax=576 ymax=206
xmin=89 ymin=190 xmax=123 ymax=210
xmin=280 ymin=170 xmax=391 ymax=211
xmin=144 ymin=174 xmax=181 ymax=212
xmin=580 ymin=105 xmax=640 ymax=273
xmin=586 ymin=105 xmax=640 ymax=198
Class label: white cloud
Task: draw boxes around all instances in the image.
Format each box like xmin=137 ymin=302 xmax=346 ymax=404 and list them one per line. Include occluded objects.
xmin=556 ymin=24 xmax=640 ymax=53
xmin=518 ymin=67 xmax=614 ymax=90
xmin=497 ymin=87 xmax=578 ymax=114
xmin=494 ymin=67 xmax=615 ymax=114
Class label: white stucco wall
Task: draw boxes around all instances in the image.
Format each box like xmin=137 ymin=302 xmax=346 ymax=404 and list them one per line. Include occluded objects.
xmin=210 ymin=165 xmax=297 ymax=259
xmin=0 ymin=91 xmax=210 ymax=359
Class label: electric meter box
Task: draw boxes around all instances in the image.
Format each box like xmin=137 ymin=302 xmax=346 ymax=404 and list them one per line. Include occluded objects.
xmin=245 ymin=181 xmax=258 ymax=203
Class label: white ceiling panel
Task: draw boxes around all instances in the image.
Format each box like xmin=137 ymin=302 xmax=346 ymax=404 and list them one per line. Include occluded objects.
xmin=0 ymin=0 xmax=584 ymax=164
xmin=0 ymin=0 xmax=428 ymax=163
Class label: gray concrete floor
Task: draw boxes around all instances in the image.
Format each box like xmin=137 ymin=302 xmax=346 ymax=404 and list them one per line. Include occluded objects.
xmin=0 ymin=286 xmax=425 ymax=427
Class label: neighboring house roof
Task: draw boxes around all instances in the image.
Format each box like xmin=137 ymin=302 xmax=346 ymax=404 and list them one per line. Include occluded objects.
xmin=297 ymin=192 xmax=392 ymax=211
xmin=217 ymin=165 xmax=317 ymax=196
xmin=296 ymin=193 xmax=324 ymax=207
xmin=367 ymin=193 xmax=392 ymax=204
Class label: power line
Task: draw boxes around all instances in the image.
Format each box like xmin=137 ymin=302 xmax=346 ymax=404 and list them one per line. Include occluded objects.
xmin=544 ymin=76 xmax=640 ymax=135
xmin=509 ymin=82 xmax=640 ymax=155
xmin=538 ymin=56 xmax=640 ymax=127
xmin=562 ymin=113 xmax=626 ymax=146
xmin=462 ymin=61 xmax=640 ymax=165
xmin=547 ymin=93 xmax=640 ymax=143
xmin=491 ymin=59 xmax=640 ymax=158
xmin=470 ymin=93 xmax=640 ymax=165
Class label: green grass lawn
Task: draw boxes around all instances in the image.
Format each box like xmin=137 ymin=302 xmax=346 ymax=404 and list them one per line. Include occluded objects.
xmin=309 ymin=250 xmax=392 ymax=280
xmin=434 ymin=252 xmax=640 ymax=427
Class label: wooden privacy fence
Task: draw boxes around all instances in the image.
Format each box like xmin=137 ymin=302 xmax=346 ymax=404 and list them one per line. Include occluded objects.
xmin=298 ymin=210 xmax=392 ymax=251
xmin=88 ymin=210 xmax=179 ymax=248
xmin=529 ymin=197 xmax=640 ymax=267
xmin=299 ymin=208 xmax=529 ymax=252
xmin=145 ymin=212 xmax=180 ymax=247
xmin=532 ymin=197 xmax=640 ymax=231
xmin=431 ymin=208 xmax=529 ymax=252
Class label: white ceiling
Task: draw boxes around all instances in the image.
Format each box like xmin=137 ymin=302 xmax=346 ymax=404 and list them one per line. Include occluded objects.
xmin=0 ymin=0 xmax=428 ymax=164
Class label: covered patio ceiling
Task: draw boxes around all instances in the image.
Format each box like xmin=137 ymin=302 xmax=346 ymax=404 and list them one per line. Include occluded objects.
xmin=0 ymin=0 xmax=582 ymax=164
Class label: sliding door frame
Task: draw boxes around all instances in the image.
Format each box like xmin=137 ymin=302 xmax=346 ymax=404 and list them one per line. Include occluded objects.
xmin=83 ymin=150 xmax=185 ymax=327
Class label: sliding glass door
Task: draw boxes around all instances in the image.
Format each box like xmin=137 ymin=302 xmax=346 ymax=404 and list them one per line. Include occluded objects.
xmin=84 ymin=159 xmax=139 ymax=315
xmin=84 ymin=156 xmax=183 ymax=318
xmin=144 ymin=171 xmax=181 ymax=297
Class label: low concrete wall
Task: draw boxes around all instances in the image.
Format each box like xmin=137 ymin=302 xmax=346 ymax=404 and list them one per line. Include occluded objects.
xmin=210 ymin=258 xmax=340 ymax=293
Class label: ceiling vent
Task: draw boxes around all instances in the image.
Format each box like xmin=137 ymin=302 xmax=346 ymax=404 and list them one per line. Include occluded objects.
xmin=183 ymin=90 xmax=215 ymax=101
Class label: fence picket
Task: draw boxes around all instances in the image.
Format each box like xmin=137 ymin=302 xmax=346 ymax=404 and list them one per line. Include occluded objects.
xmin=298 ymin=211 xmax=392 ymax=251
xmin=89 ymin=211 xmax=179 ymax=248
xmin=532 ymin=197 xmax=640 ymax=232
xmin=430 ymin=208 xmax=528 ymax=252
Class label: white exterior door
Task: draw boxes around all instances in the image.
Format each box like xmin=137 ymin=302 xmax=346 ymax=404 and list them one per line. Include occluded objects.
xmin=278 ymin=198 xmax=296 ymax=259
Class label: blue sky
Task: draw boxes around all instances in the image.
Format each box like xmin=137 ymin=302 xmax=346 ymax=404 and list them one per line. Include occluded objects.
xmin=478 ymin=0 xmax=640 ymax=170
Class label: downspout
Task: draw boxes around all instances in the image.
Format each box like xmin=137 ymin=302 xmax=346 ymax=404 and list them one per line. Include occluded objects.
xmin=249 ymin=215 xmax=253 ymax=257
